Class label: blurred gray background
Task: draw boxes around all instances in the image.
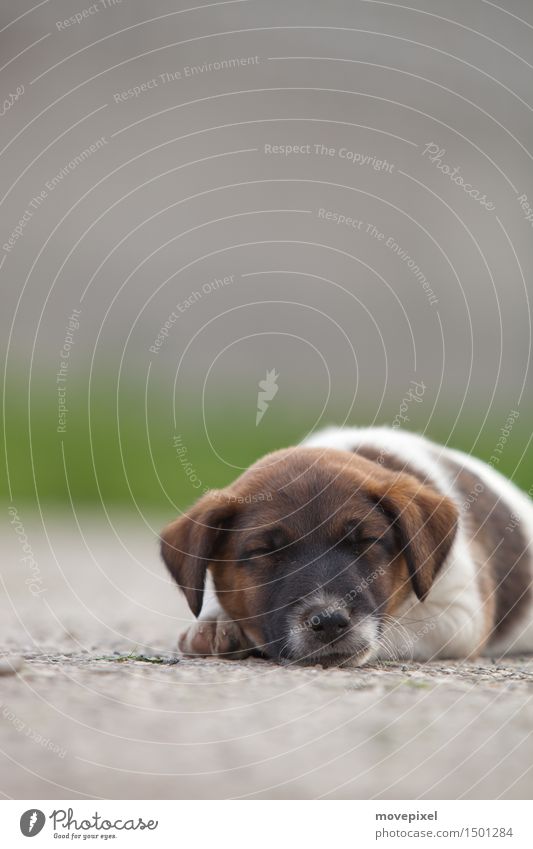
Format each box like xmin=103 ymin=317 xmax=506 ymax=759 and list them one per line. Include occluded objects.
xmin=3 ymin=0 xmax=532 ymax=409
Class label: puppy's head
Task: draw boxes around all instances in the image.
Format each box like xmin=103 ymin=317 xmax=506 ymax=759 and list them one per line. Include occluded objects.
xmin=160 ymin=447 xmax=458 ymax=667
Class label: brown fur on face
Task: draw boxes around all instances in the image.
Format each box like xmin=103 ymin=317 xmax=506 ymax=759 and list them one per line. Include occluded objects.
xmin=160 ymin=447 xmax=458 ymax=664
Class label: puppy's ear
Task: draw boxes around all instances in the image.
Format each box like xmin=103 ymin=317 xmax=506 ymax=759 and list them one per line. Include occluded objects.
xmin=160 ymin=490 xmax=236 ymax=616
xmin=370 ymin=473 xmax=458 ymax=601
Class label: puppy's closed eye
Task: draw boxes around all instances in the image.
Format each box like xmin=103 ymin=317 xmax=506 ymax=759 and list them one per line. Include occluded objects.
xmin=340 ymin=523 xmax=392 ymax=554
xmin=238 ymin=526 xmax=289 ymax=562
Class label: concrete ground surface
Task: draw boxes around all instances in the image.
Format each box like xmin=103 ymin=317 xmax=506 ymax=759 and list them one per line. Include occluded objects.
xmin=1 ymin=514 xmax=533 ymax=799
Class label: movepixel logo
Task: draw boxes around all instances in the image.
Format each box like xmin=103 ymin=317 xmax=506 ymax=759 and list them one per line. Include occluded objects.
xmin=20 ymin=809 xmax=45 ymax=836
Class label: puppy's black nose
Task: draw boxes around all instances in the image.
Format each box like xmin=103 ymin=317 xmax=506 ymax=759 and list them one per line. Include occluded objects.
xmin=310 ymin=609 xmax=350 ymax=638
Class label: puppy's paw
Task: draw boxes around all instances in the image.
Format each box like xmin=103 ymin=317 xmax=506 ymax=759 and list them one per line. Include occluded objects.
xmin=178 ymin=616 xmax=252 ymax=659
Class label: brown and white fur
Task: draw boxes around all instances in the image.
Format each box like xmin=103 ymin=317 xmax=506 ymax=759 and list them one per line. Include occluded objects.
xmin=160 ymin=427 xmax=533 ymax=667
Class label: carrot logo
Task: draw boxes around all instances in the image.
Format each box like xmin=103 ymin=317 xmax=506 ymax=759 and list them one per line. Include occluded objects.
xmin=20 ymin=809 xmax=46 ymax=836
xmin=256 ymin=369 xmax=279 ymax=425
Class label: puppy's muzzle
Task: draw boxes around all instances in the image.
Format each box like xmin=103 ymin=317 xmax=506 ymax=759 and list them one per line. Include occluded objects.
xmin=286 ymin=599 xmax=377 ymax=666
xmin=307 ymin=608 xmax=351 ymax=642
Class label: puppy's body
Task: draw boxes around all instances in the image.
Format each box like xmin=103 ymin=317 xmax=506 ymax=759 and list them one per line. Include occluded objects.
xmin=161 ymin=427 xmax=533 ymax=666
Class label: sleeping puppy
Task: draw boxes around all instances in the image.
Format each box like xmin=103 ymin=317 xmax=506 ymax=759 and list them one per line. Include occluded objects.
xmin=160 ymin=427 xmax=533 ymax=667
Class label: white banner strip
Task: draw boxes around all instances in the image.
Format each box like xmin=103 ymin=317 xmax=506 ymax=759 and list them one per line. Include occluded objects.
xmin=1 ymin=800 xmax=532 ymax=847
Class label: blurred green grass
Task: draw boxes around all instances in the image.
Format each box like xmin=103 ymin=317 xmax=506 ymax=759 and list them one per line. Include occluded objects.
xmin=2 ymin=381 xmax=532 ymax=511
